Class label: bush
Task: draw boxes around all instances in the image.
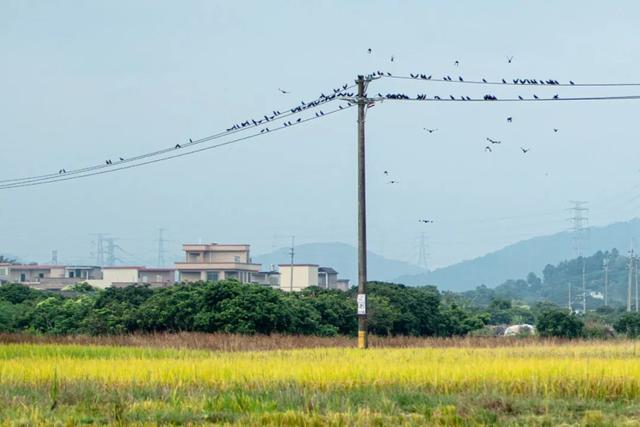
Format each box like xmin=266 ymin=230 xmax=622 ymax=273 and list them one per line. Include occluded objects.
xmin=536 ymin=308 xmax=584 ymax=338
xmin=614 ymin=312 xmax=640 ymax=338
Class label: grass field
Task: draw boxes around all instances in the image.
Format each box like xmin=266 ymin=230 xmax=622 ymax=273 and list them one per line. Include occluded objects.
xmin=2 ymin=335 xmax=640 ymax=426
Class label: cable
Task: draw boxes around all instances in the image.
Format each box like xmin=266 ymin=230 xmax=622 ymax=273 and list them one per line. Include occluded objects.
xmin=381 ymin=73 xmax=640 ymax=87
xmin=0 ymin=84 xmax=356 ymax=185
xmin=0 ymin=103 xmax=354 ymax=190
xmin=377 ymin=94 xmax=640 ymax=102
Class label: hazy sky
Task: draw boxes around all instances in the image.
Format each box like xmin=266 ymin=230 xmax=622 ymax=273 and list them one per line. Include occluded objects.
xmin=2 ymin=1 xmax=640 ymax=269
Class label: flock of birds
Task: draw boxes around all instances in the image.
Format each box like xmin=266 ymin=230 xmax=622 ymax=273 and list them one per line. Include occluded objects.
xmin=56 ymin=83 xmax=357 ymax=175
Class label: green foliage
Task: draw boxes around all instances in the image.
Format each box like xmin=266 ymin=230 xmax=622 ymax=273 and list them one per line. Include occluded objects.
xmin=0 ymin=280 xmax=488 ymax=337
xmin=536 ymin=308 xmax=584 ymax=338
xmin=613 ymin=312 xmax=640 ymax=338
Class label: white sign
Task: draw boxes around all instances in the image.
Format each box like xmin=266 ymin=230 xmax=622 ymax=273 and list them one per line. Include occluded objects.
xmin=357 ymin=294 xmax=366 ymax=315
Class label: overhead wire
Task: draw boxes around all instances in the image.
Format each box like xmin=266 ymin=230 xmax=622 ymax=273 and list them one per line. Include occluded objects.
xmin=379 ymin=73 xmax=640 ymax=87
xmin=0 ymin=83 xmax=356 ymax=185
xmin=0 ymin=102 xmax=354 ymax=190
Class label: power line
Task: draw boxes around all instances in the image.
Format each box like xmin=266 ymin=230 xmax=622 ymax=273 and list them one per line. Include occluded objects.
xmin=375 ymin=94 xmax=640 ymax=103
xmin=381 ymin=73 xmax=640 ymax=87
xmin=0 ymin=84 xmax=356 ymax=186
xmin=0 ymin=103 xmax=353 ymax=190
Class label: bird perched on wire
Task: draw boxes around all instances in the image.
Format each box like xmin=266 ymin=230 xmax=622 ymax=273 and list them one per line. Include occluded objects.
xmin=119 ymin=157 xmax=124 ymax=161
xmin=105 ymin=160 xmax=112 ymax=165
xmin=175 ymin=144 xmax=181 ymax=149
xmin=58 ymin=169 xmax=66 ymax=174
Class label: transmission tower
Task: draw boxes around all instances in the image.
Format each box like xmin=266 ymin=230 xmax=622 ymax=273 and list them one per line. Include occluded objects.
xmin=568 ymin=201 xmax=589 ymax=312
xmin=51 ymin=250 xmax=58 ymax=265
xmin=157 ymin=228 xmax=167 ymax=267
xmin=104 ymin=237 xmax=117 ymax=267
xmin=92 ymin=233 xmax=106 ymax=266
xmin=416 ymin=232 xmax=430 ymax=272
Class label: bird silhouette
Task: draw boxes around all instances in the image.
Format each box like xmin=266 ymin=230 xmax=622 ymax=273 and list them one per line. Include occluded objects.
xmin=459 ymin=76 xmax=464 ymax=82
xmin=487 ymin=137 xmax=501 ymax=144
xmin=507 ymin=117 xmax=513 ymax=123
xmin=278 ymin=88 xmax=290 ymax=94
xmin=58 ymin=169 xmax=66 ymax=174
xmin=521 ymin=147 xmax=530 ymax=153
xmin=485 ymin=146 xmax=492 ymax=152
xmin=388 ymin=180 xmax=399 ymax=184
xmin=482 ymin=78 xmax=487 ymax=83
xmin=175 ymin=144 xmax=181 ymax=149
xmin=105 ymin=160 xmax=112 ymax=165
xmin=502 ymin=79 xmax=507 ymax=84
xmin=507 ymin=56 xmax=514 ymax=63
xmin=189 ymin=138 xmax=193 ymax=143
xmin=390 ymin=55 xmax=394 ymax=62
xmin=383 ymin=171 xmax=389 ymax=175
xmin=533 ymin=94 xmax=539 ymax=99
xmin=419 ymin=219 xmax=434 ymax=224
xmin=367 ymin=48 xmax=372 ymax=54
xmin=454 ymin=60 xmax=459 ymax=66
xmin=518 ymin=96 xmax=524 ymax=100
xmin=553 ymin=128 xmax=559 ymax=133
xmin=423 ymin=128 xmax=438 ymax=133
xmin=569 ymin=80 xmax=575 ymax=85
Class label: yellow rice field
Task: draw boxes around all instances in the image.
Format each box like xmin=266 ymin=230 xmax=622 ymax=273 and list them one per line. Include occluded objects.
xmin=3 ymin=340 xmax=640 ymax=425
xmin=2 ymin=341 xmax=640 ymax=398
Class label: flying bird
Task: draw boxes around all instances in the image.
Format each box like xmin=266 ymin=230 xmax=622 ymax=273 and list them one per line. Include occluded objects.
xmin=390 ymin=55 xmax=394 ymax=62
xmin=487 ymin=137 xmax=501 ymax=144
xmin=553 ymin=128 xmax=559 ymax=132
xmin=423 ymin=128 xmax=438 ymax=133
xmin=454 ymin=60 xmax=459 ymax=66
xmin=367 ymin=48 xmax=372 ymax=54
xmin=485 ymin=146 xmax=492 ymax=152
xmin=521 ymin=147 xmax=530 ymax=153
xmin=383 ymin=171 xmax=389 ymax=175
xmin=419 ymin=219 xmax=434 ymax=224
xmin=507 ymin=56 xmax=514 ymax=63
xmin=388 ymin=180 xmax=399 ymax=184
xmin=278 ymin=88 xmax=290 ymax=94
xmin=507 ymin=117 xmax=513 ymax=123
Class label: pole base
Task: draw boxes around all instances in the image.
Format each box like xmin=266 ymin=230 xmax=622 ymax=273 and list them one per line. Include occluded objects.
xmin=358 ymin=330 xmax=368 ymax=349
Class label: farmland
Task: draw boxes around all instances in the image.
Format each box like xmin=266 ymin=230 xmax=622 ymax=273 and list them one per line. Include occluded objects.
xmin=2 ymin=336 xmax=640 ymax=425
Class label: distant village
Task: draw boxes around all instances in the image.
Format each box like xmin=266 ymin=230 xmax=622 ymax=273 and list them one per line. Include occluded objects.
xmin=0 ymin=243 xmax=350 ymax=292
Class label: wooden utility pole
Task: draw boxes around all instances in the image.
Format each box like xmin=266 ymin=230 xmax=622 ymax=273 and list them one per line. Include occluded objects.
xmin=603 ymin=258 xmax=609 ymax=307
xmin=356 ymin=75 xmax=368 ymax=349
xmin=628 ymin=248 xmax=634 ymax=312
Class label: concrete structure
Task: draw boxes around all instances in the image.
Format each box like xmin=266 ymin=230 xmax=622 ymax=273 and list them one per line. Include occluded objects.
xmin=5 ymin=264 xmax=102 ymax=290
xmin=336 ymin=279 xmax=351 ymax=291
xmin=0 ymin=263 xmax=11 ymax=284
xmin=250 ymin=270 xmax=280 ymax=288
xmin=88 ymin=266 xmax=175 ymax=289
xmin=175 ymin=243 xmax=261 ymax=283
xmin=318 ymin=267 xmax=339 ymax=289
xmin=278 ymin=264 xmax=319 ymax=292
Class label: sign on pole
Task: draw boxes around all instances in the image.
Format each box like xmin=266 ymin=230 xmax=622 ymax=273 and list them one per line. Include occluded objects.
xmin=357 ymin=294 xmax=366 ymax=315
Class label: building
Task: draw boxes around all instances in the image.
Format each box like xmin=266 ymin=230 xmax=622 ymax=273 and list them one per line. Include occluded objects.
xmin=250 ymin=270 xmax=280 ymax=288
xmin=175 ymin=243 xmax=261 ymax=283
xmin=278 ymin=264 xmax=319 ymax=292
xmin=6 ymin=264 xmax=102 ymax=290
xmin=88 ymin=266 xmax=175 ymax=289
xmin=0 ymin=263 xmax=11 ymax=284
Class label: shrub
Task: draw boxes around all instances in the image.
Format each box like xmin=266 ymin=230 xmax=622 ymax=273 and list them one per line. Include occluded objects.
xmin=536 ymin=308 xmax=584 ymax=338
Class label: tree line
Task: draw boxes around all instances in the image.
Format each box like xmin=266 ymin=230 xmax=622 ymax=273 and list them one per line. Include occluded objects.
xmin=0 ymin=281 xmax=485 ymax=337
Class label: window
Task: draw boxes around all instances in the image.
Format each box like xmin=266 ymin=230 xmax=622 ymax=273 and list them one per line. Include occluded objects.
xmin=234 ymin=256 xmax=241 ymax=263
xmin=20 ymin=273 xmax=26 ymax=282
xmin=69 ymin=271 xmax=75 ymax=278
xmin=38 ymin=273 xmax=44 ymax=279
xmin=206 ymin=271 xmax=219 ymax=282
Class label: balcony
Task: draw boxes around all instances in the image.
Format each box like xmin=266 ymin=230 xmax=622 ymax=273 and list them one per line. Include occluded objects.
xmin=175 ymin=261 xmax=261 ymax=272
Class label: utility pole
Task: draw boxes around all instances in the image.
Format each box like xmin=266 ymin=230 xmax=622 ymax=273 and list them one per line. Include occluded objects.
xmin=628 ymin=245 xmax=634 ymax=312
xmin=603 ymin=257 xmax=609 ymax=307
xmin=635 ymin=254 xmax=639 ymax=312
xmin=289 ymin=236 xmax=295 ymax=292
xmin=356 ymin=75 xmax=368 ymax=349
xmin=568 ymin=282 xmax=572 ymax=312
xmin=568 ymin=201 xmax=589 ymax=312
xmin=157 ymin=228 xmax=166 ymax=268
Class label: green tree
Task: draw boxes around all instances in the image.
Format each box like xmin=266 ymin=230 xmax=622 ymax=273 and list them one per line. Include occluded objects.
xmin=614 ymin=312 xmax=640 ymax=338
xmin=536 ymin=308 xmax=584 ymax=338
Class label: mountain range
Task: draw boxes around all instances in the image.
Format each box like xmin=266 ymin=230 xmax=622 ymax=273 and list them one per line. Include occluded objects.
xmin=255 ymin=219 xmax=640 ymax=292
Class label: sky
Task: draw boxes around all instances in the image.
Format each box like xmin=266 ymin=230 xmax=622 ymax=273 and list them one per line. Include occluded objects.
xmin=2 ymin=1 xmax=640 ymax=269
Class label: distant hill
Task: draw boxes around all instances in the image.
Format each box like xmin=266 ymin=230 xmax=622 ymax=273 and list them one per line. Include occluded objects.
xmin=253 ymin=242 xmax=424 ymax=284
xmin=395 ymin=218 xmax=640 ymax=292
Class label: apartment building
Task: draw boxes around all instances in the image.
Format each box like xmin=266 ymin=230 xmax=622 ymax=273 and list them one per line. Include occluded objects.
xmin=0 ymin=263 xmax=11 ymax=284
xmin=175 ymin=243 xmax=261 ymax=283
xmin=279 ymin=264 xmax=350 ymax=292
xmin=7 ymin=264 xmax=102 ymax=290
